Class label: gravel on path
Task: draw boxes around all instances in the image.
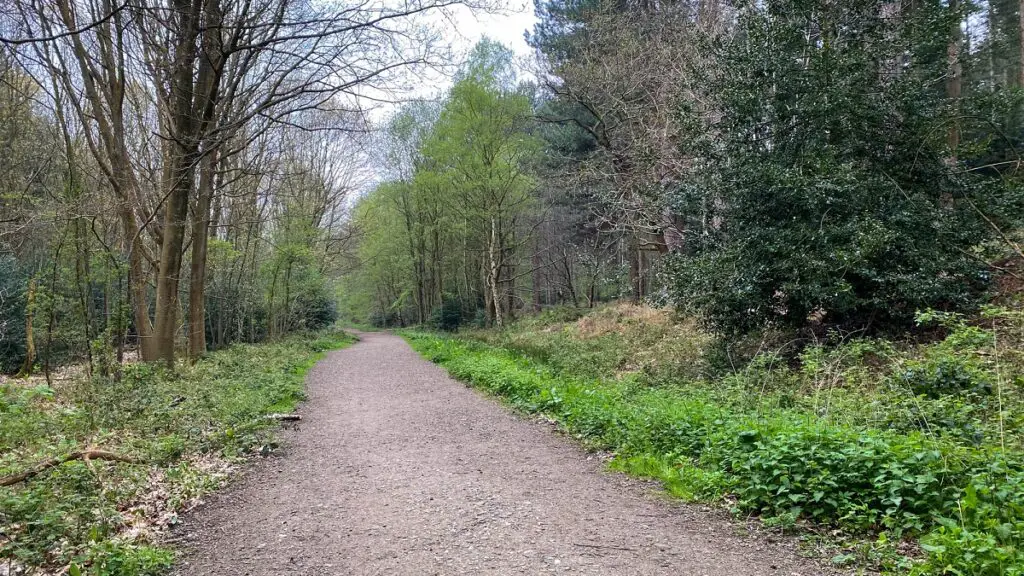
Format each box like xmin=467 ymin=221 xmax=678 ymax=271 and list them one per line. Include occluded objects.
xmin=174 ymin=331 xmax=836 ymax=575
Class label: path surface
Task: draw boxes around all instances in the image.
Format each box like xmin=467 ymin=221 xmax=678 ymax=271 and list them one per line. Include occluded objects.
xmin=175 ymin=332 xmax=835 ymax=575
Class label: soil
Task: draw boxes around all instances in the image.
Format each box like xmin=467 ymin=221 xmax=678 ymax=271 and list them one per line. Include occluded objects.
xmin=173 ymin=331 xmax=841 ymax=575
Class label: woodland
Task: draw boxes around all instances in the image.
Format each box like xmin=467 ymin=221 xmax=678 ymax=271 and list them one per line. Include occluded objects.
xmin=4 ymin=0 xmax=1024 ymax=574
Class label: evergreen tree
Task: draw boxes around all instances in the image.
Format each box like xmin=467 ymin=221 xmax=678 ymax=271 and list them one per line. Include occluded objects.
xmin=669 ymin=0 xmax=1016 ymax=333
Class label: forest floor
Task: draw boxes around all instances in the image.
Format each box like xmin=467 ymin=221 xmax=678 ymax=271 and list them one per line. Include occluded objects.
xmin=172 ymin=331 xmax=840 ymax=576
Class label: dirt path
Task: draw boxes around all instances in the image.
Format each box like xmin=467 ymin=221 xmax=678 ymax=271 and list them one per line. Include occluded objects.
xmin=174 ymin=332 xmax=835 ymax=575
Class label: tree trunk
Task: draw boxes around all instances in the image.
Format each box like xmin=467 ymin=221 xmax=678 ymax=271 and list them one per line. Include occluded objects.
xmin=489 ymin=217 xmax=503 ymax=328
xmin=44 ymin=234 xmax=66 ymax=385
xmin=74 ymin=216 xmax=94 ymax=376
xmin=283 ymin=261 xmax=292 ymax=333
xmin=947 ymin=0 xmax=962 ymax=157
xmin=532 ymin=244 xmax=542 ymax=312
xmin=17 ymin=279 xmax=36 ymax=378
xmin=629 ymin=235 xmax=642 ymax=303
xmin=153 ymin=158 xmax=194 ymax=366
xmin=153 ymin=0 xmax=224 ymax=366
xmin=52 ymin=0 xmax=158 ymax=361
xmin=561 ymin=253 xmax=579 ymax=308
xmin=127 ymin=230 xmax=158 ymax=361
xmin=987 ymin=0 xmax=997 ymax=88
xmin=1019 ymin=0 xmax=1024 ymax=87
xmin=188 ymin=149 xmax=217 ymax=362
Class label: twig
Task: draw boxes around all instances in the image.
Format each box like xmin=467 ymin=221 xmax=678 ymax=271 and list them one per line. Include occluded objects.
xmin=0 ymin=449 xmax=142 ymax=487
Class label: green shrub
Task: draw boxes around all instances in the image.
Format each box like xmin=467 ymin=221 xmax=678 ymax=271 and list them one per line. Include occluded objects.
xmin=911 ymin=461 xmax=1024 ymax=575
xmin=667 ymin=0 xmax=1002 ymax=335
xmin=430 ymin=295 xmax=463 ymax=331
xmin=297 ymin=291 xmax=338 ymax=331
xmin=899 ymin=357 xmax=992 ymax=399
xmin=534 ymin=305 xmax=586 ymax=324
xmin=77 ymin=541 xmax=174 ymax=576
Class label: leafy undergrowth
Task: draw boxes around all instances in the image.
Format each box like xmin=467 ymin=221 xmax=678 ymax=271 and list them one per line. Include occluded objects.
xmin=405 ymin=304 xmax=1024 ymax=575
xmin=0 ymin=331 xmax=354 ymax=576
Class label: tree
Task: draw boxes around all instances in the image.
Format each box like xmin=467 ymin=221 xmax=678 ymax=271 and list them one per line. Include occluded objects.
xmin=421 ymin=41 xmax=540 ymax=327
xmin=668 ymin=0 xmax=1014 ymax=334
xmin=340 ymin=41 xmax=544 ymax=328
xmin=7 ymin=0 xmax=487 ymax=365
xmin=532 ymin=0 xmax=702 ymax=301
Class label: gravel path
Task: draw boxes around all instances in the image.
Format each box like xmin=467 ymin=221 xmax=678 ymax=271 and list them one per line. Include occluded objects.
xmin=174 ymin=331 xmax=835 ymax=575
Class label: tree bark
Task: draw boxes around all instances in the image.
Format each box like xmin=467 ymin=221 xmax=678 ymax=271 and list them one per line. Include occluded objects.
xmin=987 ymin=0 xmax=997 ymax=88
xmin=489 ymin=217 xmax=503 ymax=328
xmin=532 ymin=242 xmax=542 ymax=312
xmin=629 ymin=235 xmax=642 ymax=303
xmin=153 ymin=159 xmax=193 ymax=365
xmin=188 ymin=149 xmax=218 ymax=362
xmin=1019 ymin=0 xmax=1024 ymax=87
xmin=154 ymin=0 xmax=224 ymax=366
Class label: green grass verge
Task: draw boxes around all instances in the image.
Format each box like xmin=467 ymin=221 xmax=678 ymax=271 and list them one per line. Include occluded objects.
xmin=0 ymin=330 xmax=355 ymax=575
xmin=402 ymin=330 xmax=1024 ymax=575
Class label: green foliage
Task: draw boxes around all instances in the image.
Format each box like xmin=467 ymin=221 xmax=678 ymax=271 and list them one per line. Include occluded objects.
xmin=669 ymin=0 xmax=1010 ymax=334
xmin=0 ymin=330 xmax=354 ymax=574
xmin=430 ymin=295 xmax=463 ymax=332
xmin=912 ymin=461 xmax=1024 ymax=575
xmin=405 ymin=324 xmax=1024 ymax=574
xmin=77 ymin=541 xmax=174 ymax=576
xmin=341 ymin=40 xmax=541 ymax=329
xmin=899 ymin=356 xmax=992 ymax=399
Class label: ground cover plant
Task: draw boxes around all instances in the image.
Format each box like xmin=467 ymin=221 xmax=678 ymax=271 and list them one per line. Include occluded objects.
xmin=404 ymin=304 xmax=1024 ymax=575
xmin=0 ymin=331 xmax=354 ymax=575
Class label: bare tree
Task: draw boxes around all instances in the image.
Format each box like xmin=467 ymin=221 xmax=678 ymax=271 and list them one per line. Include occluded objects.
xmin=534 ymin=1 xmax=709 ymax=300
xmin=7 ymin=0 xmax=488 ymax=364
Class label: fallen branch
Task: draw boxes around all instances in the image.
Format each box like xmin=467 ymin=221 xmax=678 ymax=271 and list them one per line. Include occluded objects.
xmin=264 ymin=413 xmax=301 ymax=422
xmin=0 ymin=449 xmax=143 ymax=487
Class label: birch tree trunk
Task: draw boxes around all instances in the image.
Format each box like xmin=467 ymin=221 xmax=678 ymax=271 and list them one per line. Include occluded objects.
xmin=489 ymin=216 xmax=504 ymax=328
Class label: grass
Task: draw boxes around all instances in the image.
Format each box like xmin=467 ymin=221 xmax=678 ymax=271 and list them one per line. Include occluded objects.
xmin=403 ymin=304 xmax=1024 ymax=575
xmin=0 ymin=330 xmax=355 ymax=575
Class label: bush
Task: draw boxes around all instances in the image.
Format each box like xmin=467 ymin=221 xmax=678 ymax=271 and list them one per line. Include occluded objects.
xmin=667 ymin=0 xmax=1002 ymax=334
xmin=297 ymin=290 xmax=338 ymax=331
xmin=912 ymin=461 xmax=1024 ymax=575
xmin=899 ymin=356 xmax=992 ymax=399
xmin=429 ymin=295 xmax=463 ymax=331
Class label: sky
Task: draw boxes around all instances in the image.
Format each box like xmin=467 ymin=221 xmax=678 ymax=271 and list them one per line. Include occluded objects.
xmin=442 ymin=2 xmax=538 ymax=62
xmin=358 ymin=2 xmax=539 ymax=123
xmin=350 ymin=2 xmax=540 ymax=188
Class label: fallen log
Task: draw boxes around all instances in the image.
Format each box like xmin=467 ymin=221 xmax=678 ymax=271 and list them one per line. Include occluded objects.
xmin=0 ymin=449 xmax=143 ymax=487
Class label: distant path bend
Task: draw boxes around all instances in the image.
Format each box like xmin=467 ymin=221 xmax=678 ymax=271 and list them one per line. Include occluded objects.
xmin=175 ymin=331 xmax=834 ymax=575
